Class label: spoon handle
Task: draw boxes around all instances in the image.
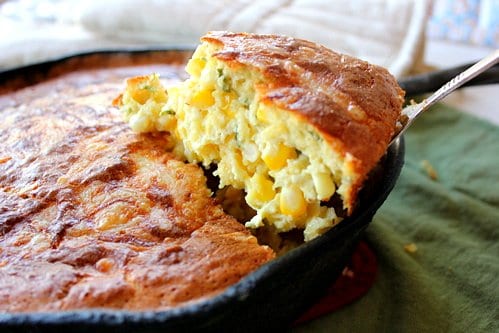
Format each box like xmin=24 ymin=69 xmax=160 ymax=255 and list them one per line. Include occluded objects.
xmin=399 ymin=62 xmax=499 ymax=96
xmin=393 ymin=49 xmax=499 ymax=144
xmin=423 ymin=49 xmax=499 ymax=110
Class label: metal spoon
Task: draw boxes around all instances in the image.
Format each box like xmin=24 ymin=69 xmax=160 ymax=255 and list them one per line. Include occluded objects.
xmin=391 ymin=49 xmax=499 ymax=145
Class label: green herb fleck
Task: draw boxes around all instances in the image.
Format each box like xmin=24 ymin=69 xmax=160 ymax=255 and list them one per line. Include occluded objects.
xmin=222 ymin=77 xmax=231 ymax=92
xmin=308 ymin=130 xmax=321 ymax=141
xmin=161 ymin=109 xmax=176 ymax=116
xmin=217 ymin=68 xmax=232 ymax=92
xmin=140 ymin=84 xmax=156 ymax=93
xmin=123 ymin=106 xmax=134 ymax=115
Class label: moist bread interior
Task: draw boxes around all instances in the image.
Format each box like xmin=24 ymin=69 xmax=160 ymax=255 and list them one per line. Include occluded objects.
xmin=117 ymin=31 xmax=404 ymax=241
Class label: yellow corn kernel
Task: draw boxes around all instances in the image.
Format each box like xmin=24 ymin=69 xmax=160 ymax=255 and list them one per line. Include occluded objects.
xmin=189 ymin=89 xmax=215 ymax=109
xmin=199 ymin=143 xmax=219 ymax=158
xmin=153 ymin=88 xmax=167 ymax=103
xmin=129 ymin=86 xmax=151 ymax=105
xmin=262 ymin=143 xmax=297 ymax=170
xmin=126 ymin=74 xmax=167 ymax=104
xmin=156 ymin=114 xmax=176 ymax=132
xmin=221 ymin=92 xmax=236 ymax=117
xmin=313 ymin=172 xmax=335 ymax=200
xmin=186 ymin=58 xmax=206 ymax=77
xmin=280 ymin=186 xmax=307 ymax=218
xmin=175 ymin=107 xmax=185 ymax=121
xmin=256 ymin=106 xmax=269 ymax=123
xmin=247 ymin=174 xmax=275 ymax=204
xmin=129 ymin=113 xmax=152 ymax=133
xmin=126 ymin=75 xmax=149 ymax=103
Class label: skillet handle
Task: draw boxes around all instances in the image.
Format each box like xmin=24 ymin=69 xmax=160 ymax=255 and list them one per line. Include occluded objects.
xmin=398 ymin=63 xmax=499 ymax=96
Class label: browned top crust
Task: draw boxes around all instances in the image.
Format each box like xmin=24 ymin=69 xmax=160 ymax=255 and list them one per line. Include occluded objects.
xmin=0 ymin=67 xmax=274 ymax=312
xmin=201 ymin=31 xmax=405 ymax=210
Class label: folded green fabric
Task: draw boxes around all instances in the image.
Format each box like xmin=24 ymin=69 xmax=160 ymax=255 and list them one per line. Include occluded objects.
xmin=295 ymin=103 xmax=499 ymax=333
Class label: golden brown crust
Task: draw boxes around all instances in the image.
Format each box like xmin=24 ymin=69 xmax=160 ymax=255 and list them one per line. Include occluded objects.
xmin=0 ymin=67 xmax=274 ymax=312
xmin=201 ymin=31 xmax=405 ymax=211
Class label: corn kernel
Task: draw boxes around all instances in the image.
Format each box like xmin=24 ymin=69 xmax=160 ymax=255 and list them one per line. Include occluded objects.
xmin=126 ymin=76 xmax=149 ymax=103
xmin=256 ymin=106 xmax=269 ymax=122
xmin=129 ymin=113 xmax=151 ymax=133
xmin=247 ymin=174 xmax=275 ymax=205
xmin=130 ymin=86 xmax=151 ymax=104
xmin=126 ymin=74 xmax=167 ymax=104
xmin=221 ymin=92 xmax=236 ymax=117
xmin=262 ymin=143 xmax=297 ymax=170
xmin=186 ymin=58 xmax=206 ymax=77
xmin=313 ymin=172 xmax=335 ymax=200
xmin=156 ymin=114 xmax=176 ymax=132
xmin=199 ymin=143 xmax=219 ymax=158
xmin=243 ymin=143 xmax=259 ymax=163
xmin=280 ymin=186 xmax=307 ymax=218
xmin=153 ymin=88 xmax=168 ymax=103
xmin=189 ymin=89 xmax=215 ymax=109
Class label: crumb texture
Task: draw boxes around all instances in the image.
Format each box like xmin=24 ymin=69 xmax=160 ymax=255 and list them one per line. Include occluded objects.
xmin=118 ymin=32 xmax=404 ymax=241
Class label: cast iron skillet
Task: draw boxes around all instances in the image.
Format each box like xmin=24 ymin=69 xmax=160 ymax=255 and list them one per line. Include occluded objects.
xmin=0 ymin=49 xmax=405 ymax=333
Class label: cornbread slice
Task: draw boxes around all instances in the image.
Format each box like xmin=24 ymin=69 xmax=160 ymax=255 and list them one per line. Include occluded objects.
xmin=116 ymin=31 xmax=404 ymax=241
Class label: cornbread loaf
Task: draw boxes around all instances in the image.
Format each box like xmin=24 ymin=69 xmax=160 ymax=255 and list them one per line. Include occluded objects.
xmin=117 ymin=31 xmax=405 ymax=241
xmin=0 ymin=65 xmax=274 ymax=312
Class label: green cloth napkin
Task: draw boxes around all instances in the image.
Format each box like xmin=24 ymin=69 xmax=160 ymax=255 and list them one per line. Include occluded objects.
xmin=295 ymin=103 xmax=499 ymax=333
